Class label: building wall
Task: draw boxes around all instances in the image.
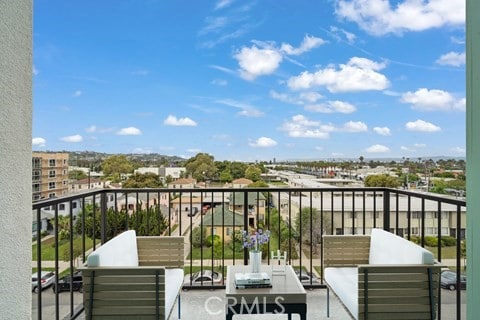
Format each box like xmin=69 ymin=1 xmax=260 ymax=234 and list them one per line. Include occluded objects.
xmin=32 ymin=152 xmax=69 ymax=200
xmin=0 ymin=1 xmax=32 ymax=318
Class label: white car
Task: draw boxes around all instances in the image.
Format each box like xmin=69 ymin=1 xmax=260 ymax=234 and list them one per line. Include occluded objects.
xmin=32 ymin=271 xmax=55 ymax=293
xmin=184 ymin=270 xmax=222 ymax=286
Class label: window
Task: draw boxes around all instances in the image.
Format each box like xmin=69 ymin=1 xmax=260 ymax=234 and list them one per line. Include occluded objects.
xmin=48 ymin=193 xmax=56 ymax=198
xmin=48 ymin=182 xmax=56 ymax=190
xmin=63 ymin=159 xmax=67 ymax=165
xmin=72 ymin=202 xmax=78 ymax=209
xmin=59 ymin=204 xmax=65 ymax=210
xmin=211 ymin=228 xmax=217 ymax=235
xmin=32 ymin=170 xmax=40 ymax=181
xmin=33 ymin=158 xmax=41 ymax=169
xmin=63 ymin=169 xmax=67 ymax=175
xmin=49 ymin=159 xmax=56 ymax=167
xmin=33 ymin=195 xmax=41 ymax=201
xmin=63 ymin=180 xmax=67 ymax=185
xmin=226 ymin=228 xmax=231 ymax=236
xmin=32 ymin=183 xmax=40 ymax=192
xmin=49 ymin=170 xmax=56 ymax=178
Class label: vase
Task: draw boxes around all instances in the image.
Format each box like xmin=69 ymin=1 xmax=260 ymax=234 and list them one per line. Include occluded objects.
xmin=249 ymin=250 xmax=262 ymax=273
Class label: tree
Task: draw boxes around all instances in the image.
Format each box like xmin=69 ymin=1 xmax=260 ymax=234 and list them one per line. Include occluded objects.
xmin=364 ymin=174 xmax=400 ymax=188
xmin=248 ymin=180 xmax=269 ymax=188
xmin=184 ymin=153 xmax=217 ymax=181
xmin=102 ymin=155 xmax=134 ymax=182
xmin=68 ymin=170 xmax=87 ymax=180
xmin=294 ymin=207 xmax=331 ymax=254
xmin=122 ymin=172 xmax=162 ymax=188
xmin=245 ymin=165 xmax=262 ymax=182
xmin=359 ymin=156 xmax=364 ymax=165
xmin=219 ymin=170 xmax=233 ymax=183
xmin=191 ymin=226 xmax=207 ymax=248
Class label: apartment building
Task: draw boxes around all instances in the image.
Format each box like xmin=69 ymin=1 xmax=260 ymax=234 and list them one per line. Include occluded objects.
xmin=32 ymin=152 xmax=69 ymax=201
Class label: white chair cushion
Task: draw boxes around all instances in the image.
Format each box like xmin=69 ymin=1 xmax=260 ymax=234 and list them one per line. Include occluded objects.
xmin=369 ymin=228 xmax=434 ymax=265
xmin=165 ymin=268 xmax=184 ymax=319
xmin=87 ymin=230 xmax=139 ymax=267
xmin=325 ymin=267 xmax=358 ymax=319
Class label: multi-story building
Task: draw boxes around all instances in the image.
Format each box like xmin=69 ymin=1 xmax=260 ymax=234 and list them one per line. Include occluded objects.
xmin=32 ymin=152 xmax=69 ymax=201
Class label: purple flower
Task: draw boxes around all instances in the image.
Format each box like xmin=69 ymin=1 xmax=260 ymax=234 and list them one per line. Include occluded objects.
xmin=242 ymin=229 xmax=270 ymax=251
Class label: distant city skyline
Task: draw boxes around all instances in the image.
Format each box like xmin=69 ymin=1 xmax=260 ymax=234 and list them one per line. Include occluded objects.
xmin=33 ymin=0 xmax=466 ymax=162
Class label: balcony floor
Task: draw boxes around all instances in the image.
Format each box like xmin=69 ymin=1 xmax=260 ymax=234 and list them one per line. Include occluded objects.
xmin=73 ymin=288 xmax=351 ymax=320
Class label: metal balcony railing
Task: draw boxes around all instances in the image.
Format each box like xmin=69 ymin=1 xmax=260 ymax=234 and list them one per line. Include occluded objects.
xmin=32 ymin=187 xmax=466 ymax=320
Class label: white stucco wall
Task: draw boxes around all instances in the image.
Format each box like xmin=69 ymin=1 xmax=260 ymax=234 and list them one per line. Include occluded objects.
xmin=0 ymin=1 xmax=32 ymax=318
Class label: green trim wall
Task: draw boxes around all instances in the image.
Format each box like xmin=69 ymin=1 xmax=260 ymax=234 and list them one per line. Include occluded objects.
xmin=466 ymin=1 xmax=478 ymax=319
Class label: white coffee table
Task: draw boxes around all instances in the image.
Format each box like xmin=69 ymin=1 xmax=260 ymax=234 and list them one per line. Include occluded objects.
xmin=225 ymin=265 xmax=307 ymax=320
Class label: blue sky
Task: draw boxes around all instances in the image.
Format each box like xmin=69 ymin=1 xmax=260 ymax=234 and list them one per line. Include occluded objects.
xmin=33 ymin=0 xmax=466 ymax=162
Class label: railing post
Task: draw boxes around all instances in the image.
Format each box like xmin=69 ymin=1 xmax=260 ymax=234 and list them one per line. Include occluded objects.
xmin=383 ymin=189 xmax=390 ymax=231
xmin=100 ymin=192 xmax=107 ymax=244
xmin=243 ymin=191 xmax=249 ymax=265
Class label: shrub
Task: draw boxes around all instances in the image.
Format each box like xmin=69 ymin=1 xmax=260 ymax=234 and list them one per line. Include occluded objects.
xmin=441 ymin=236 xmax=456 ymax=247
xmin=424 ymin=236 xmax=438 ymax=247
xmin=205 ymin=234 xmax=221 ymax=247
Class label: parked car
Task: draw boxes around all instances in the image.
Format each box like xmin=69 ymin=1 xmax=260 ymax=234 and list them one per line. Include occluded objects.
xmin=184 ymin=270 xmax=222 ymax=286
xmin=187 ymin=207 xmax=199 ymax=217
xmin=441 ymin=270 xmax=466 ymax=290
xmin=52 ymin=271 xmax=83 ymax=293
xmin=32 ymin=271 xmax=55 ymax=293
xmin=294 ymin=269 xmax=319 ymax=284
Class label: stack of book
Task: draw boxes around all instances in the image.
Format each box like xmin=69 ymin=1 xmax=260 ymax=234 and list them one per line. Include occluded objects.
xmin=234 ymin=272 xmax=272 ymax=289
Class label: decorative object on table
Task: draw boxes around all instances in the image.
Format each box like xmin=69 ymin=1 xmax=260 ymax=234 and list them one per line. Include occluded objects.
xmin=242 ymin=229 xmax=270 ymax=274
xmin=234 ymin=272 xmax=271 ymax=289
xmin=271 ymin=249 xmax=288 ymax=275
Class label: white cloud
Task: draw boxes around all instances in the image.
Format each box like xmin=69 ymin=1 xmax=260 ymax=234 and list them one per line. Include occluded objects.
xmin=366 ymin=144 xmax=390 ymax=153
xmin=280 ymin=114 xmax=331 ymax=139
xmin=60 ymin=134 xmax=83 ymax=142
xmin=414 ymin=143 xmax=426 ymax=148
xmin=270 ymin=90 xmax=323 ymax=105
xmin=287 ymin=57 xmax=389 ymax=92
xmin=73 ymin=90 xmax=82 ymax=97
xmin=211 ymin=79 xmax=228 ymax=86
xmin=330 ymin=26 xmax=357 ymax=44
xmin=33 ymin=65 xmax=39 ymax=76
xmin=280 ymin=34 xmax=326 ymax=56
xmin=401 ymin=88 xmax=465 ymax=111
xmin=234 ymin=35 xmax=325 ymax=80
xmin=32 ymin=137 xmax=46 ymax=146
xmin=86 ymin=125 xmax=96 ymax=133
xmin=436 ymin=51 xmax=465 ymax=67
xmin=401 ymin=146 xmax=414 ymax=152
xmin=199 ymin=16 xmax=228 ymax=35
xmin=209 ymin=64 xmax=236 ymax=75
xmin=405 ymin=119 xmax=441 ymax=132
xmin=335 ymin=0 xmax=465 ymax=36
xmin=373 ymin=126 xmax=391 ymax=136
xmin=234 ymin=45 xmax=283 ymax=80
xmin=249 ymin=137 xmax=278 ymax=148
xmin=116 ymin=127 xmax=142 ymax=135
xmin=132 ymin=147 xmax=153 ymax=154
xmin=343 ymin=121 xmax=368 ymax=132
xmin=216 ymin=99 xmax=264 ymax=117
xmin=163 ymin=115 xmax=197 ymax=126
xmin=214 ymin=0 xmax=234 ymax=10
xmin=450 ymin=146 xmax=466 ymax=155
xmin=315 ymin=146 xmax=324 ymax=151
xmin=187 ymin=148 xmax=202 ymax=153
xmin=305 ymin=100 xmax=356 ymax=114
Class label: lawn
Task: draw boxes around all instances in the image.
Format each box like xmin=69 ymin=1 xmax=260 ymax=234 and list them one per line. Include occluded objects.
xmin=32 ymin=236 xmax=93 ymax=261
